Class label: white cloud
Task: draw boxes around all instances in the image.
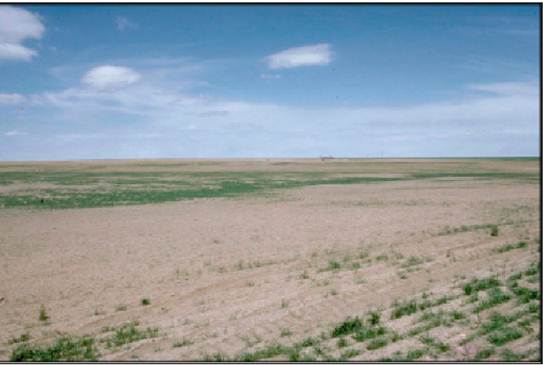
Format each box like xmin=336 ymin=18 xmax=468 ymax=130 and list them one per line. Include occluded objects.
xmin=0 ymin=93 xmax=25 ymax=104
xmin=5 ymin=129 xmax=27 ymax=136
xmin=0 ymin=6 xmax=44 ymax=61
xmin=115 ymin=16 xmax=138 ymax=31
xmin=265 ymin=43 xmax=332 ymax=69
xmin=82 ymin=65 xmax=141 ymax=90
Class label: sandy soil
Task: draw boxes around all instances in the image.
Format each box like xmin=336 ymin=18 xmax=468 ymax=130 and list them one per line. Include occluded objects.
xmin=0 ymin=161 xmax=539 ymax=360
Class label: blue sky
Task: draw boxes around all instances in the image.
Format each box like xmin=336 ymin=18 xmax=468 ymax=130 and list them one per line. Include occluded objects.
xmin=0 ymin=4 xmax=540 ymax=160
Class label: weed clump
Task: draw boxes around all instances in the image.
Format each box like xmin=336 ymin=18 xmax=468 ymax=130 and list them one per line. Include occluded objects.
xmin=331 ymin=317 xmax=363 ymax=337
xmin=141 ymin=298 xmax=151 ymax=306
xmin=463 ymin=277 xmax=501 ymax=295
xmin=10 ymin=337 xmax=98 ymax=361
xmin=105 ymin=321 xmax=159 ymax=348
xmin=495 ymin=241 xmax=527 ymax=253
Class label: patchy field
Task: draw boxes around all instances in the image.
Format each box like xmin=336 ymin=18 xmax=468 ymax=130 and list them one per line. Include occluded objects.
xmin=0 ymin=158 xmax=540 ymax=361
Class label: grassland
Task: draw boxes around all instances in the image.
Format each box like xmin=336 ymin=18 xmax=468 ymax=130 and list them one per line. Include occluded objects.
xmin=0 ymin=158 xmax=538 ymax=209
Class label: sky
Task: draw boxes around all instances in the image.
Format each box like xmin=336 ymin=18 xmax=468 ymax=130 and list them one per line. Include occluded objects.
xmin=0 ymin=4 xmax=540 ymax=160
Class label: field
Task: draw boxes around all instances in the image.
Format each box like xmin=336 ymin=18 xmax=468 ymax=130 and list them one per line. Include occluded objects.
xmin=0 ymin=158 xmax=540 ymax=361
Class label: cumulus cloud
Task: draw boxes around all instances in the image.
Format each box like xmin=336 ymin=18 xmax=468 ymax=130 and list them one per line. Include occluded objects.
xmin=82 ymin=65 xmax=141 ymax=90
xmin=0 ymin=5 xmax=44 ymax=61
xmin=265 ymin=43 xmax=332 ymax=69
xmin=0 ymin=93 xmax=25 ymax=104
xmin=115 ymin=16 xmax=138 ymax=31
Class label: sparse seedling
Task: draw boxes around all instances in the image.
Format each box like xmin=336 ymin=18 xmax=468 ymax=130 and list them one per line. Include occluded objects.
xmin=141 ymin=298 xmax=151 ymax=306
xmin=172 ymin=338 xmax=193 ymax=348
xmin=490 ymin=225 xmax=499 ymax=237
xmin=280 ymin=299 xmax=289 ymax=309
xmin=8 ymin=333 xmax=30 ymax=345
xmin=280 ymin=328 xmax=292 ymax=337
xmin=337 ymin=337 xmax=348 ymax=348
xmin=116 ymin=304 xmax=128 ymax=312
xmin=366 ymin=337 xmax=388 ymax=350
xmin=38 ymin=305 xmax=49 ymax=322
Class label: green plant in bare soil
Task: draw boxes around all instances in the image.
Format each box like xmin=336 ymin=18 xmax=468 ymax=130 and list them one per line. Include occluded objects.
xmin=10 ymin=337 xmax=98 ymax=361
xmin=463 ymin=276 xmax=502 ymax=295
xmin=8 ymin=333 xmax=31 ymax=345
xmin=105 ymin=321 xmax=159 ymax=348
xmin=494 ymin=241 xmax=527 ymax=253
xmin=38 ymin=305 xmax=49 ymax=322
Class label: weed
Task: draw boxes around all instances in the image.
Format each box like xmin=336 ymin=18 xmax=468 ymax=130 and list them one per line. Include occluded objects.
xmin=474 ymin=347 xmax=495 ymax=360
xmin=338 ymin=348 xmax=360 ymax=360
xmin=173 ymin=338 xmax=193 ymax=348
xmin=474 ymin=288 xmax=511 ymax=313
xmin=237 ymin=344 xmax=287 ymax=361
xmin=366 ymin=337 xmax=388 ymax=350
xmin=300 ymin=337 xmax=316 ymax=347
xmin=280 ymin=328 xmax=292 ymax=337
xmin=331 ymin=317 xmax=363 ymax=337
xmin=511 ymin=286 xmax=539 ymax=303
xmin=38 ymin=305 xmax=49 ymax=322
xmin=337 ymin=337 xmax=348 ymax=348
xmin=368 ymin=311 xmax=380 ymax=325
xmin=488 ymin=327 xmax=523 ymax=346
xmin=105 ymin=321 xmax=159 ymax=348
xmin=401 ymin=256 xmax=426 ymax=268
xmin=420 ymin=336 xmax=450 ymax=353
xmin=390 ymin=299 xmax=418 ymax=319
xmin=495 ymin=241 xmax=527 ymax=253
xmin=115 ymin=304 xmax=128 ymax=312
xmin=352 ymin=326 xmax=386 ymax=342
xmin=406 ymin=348 xmax=426 ymax=360
xmin=326 ymin=260 xmax=341 ymax=271
xmin=8 ymin=333 xmax=31 ymax=345
xmin=463 ymin=277 xmax=501 ymax=295
xmin=500 ymin=348 xmax=523 ymax=361
xmin=10 ymin=337 xmax=98 ymax=361
xmin=490 ymin=225 xmax=499 ymax=236
xmin=141 ymin=298 xmax=150 ymax=306
xmin=280 ymin=299 xmax=289 ymax=309
xmin=376 ymin=255 xmax=388 ymax=261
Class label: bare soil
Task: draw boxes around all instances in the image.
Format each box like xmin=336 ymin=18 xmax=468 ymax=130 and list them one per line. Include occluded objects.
xmin=0 ymin=159 xmax=539 ymax=360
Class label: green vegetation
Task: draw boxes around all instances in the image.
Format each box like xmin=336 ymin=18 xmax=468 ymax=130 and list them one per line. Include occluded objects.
xmin=105 ymin=321 xmax=159 ymax=348
xmin=140 ymin=298 xmax=151 ymax=306
xmin=473 ymin=287 xmax=511 ymax=313
xmin=38 ymin=305 xmax=49 ymax=322
xmin=488 ymin=327 xmax=523 ymax=346
xmin=474 ymin=347 xmax=495 ymax=360
xmin=390 ymin=294 xmax=450 ymax=320
xmin=0 ymin=162 xmax=537 ymax=209
xmin=8 ymin=333 xmax=30 ymax=345
xmin=172 ymin=338 xmax=193 ymax=348
xmin=366 ymin=337 xmax=388 ymax=350
xmin=11 ymin=337 xmax=98 ymax=361
xmin=463 ymin=277 xmax=501 ymax=295
xmin=331 ymin=317 xmax=364 ymax=337
xmin=489 ymin=224 xmax=499 ymax=237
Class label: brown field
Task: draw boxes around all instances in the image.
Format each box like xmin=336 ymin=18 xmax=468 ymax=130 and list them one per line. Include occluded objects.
xmin=0 ymin=158 xmax=540 ymax=361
